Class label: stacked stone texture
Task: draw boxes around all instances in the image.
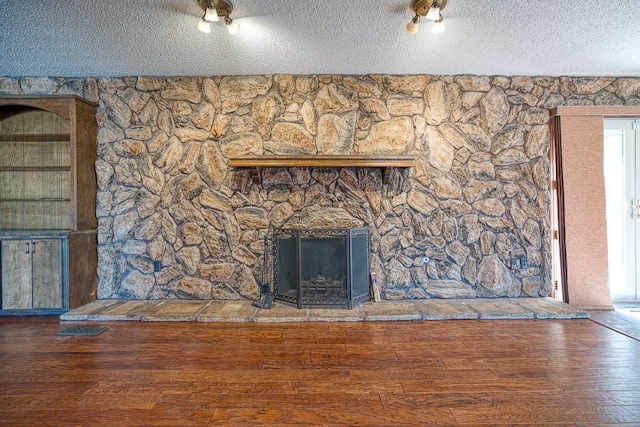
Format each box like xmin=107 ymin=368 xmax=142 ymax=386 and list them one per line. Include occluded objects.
xmin=2 ymin=75 xmax=640 ymax=301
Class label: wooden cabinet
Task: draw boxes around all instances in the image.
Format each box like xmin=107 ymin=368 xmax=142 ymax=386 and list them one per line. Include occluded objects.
xmin=1 ymin=237 xmax=63 ymax=310
xmin=0 ymin=96 xmax=98 ymax=314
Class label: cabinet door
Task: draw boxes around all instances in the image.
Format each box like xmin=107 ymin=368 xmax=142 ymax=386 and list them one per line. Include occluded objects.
xmin=32 ymin=239 xmax=63 ymax=309
xmin=1 ymin=240 xmax=31 ymax=309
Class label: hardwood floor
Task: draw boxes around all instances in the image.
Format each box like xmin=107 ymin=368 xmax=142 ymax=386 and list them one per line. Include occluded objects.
xmin=1 ymin=317 xmax=639 ymax=426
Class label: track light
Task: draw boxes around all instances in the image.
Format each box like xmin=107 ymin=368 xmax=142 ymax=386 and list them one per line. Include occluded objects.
xmin=406 ymin=0 xmax=448 ymax=34
xmin=431 ymin=15 xmax=445 ymax=33
xmin=204 ymin=7 xmax=219 ymax=22
xmin=425 ymin=3 xmax=440 ymax=21
xmin=197 ymin=0 xmax=238 ymax=35
xmin=225 ymin=16 xmax=240 ymax=35
xmin=197 ymin=18 xmax=212 ymax=33
xmin=406 ymin=15 xmax=420 ymax=34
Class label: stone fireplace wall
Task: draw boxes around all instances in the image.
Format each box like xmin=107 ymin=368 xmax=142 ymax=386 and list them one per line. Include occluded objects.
xmin=1 ymin=76 xmax=640 ymax=301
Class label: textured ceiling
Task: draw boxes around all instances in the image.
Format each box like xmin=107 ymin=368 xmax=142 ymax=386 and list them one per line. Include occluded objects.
xmin=1 ymin=0 xmax=640 ymax=78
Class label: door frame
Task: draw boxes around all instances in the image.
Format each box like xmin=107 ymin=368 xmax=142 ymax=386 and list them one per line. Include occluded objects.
xmin=549 ymin=106 xmax=640 ymax=309
xmin=604 ymin=118 xmax=639 ymax=301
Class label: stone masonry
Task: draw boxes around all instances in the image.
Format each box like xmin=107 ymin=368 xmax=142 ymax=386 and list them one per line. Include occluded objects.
xmin=1 ymin=75 xmax=640 ymax=302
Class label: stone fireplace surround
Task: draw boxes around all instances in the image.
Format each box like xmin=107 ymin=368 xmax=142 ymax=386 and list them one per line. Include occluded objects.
xmin=1 ymin=75 xmax=639 ymax=305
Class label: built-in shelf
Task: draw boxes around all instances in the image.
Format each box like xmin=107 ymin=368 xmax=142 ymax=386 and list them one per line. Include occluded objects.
xmin=228 ymin=155 xmax=415 ymax=185
xmin=0 ymin=95 xmax=98 ymax=313
xmin=0 ymin=198 xmax=71 ymax=202
xmin=0 ymin=166 xmax=70 ymax=171
xmin=0 ymin=133 xmax=70 ymax=141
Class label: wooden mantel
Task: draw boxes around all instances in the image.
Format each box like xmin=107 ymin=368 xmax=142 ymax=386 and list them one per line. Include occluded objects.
xmin=228 ymin=155 xmax=415 ymax=184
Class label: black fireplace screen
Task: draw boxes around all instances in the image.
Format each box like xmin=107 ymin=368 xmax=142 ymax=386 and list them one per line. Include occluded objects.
xmin=273 ymin=228 xmax=370 ymax=309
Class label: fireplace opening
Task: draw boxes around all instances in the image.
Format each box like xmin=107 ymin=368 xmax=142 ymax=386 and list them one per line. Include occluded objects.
xmin=273 ymin=228 xmax=370 ymax=309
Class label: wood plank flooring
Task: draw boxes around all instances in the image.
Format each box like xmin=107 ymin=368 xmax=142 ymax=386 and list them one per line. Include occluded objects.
xmin=1 ymin=317 xmax=639 ymax=426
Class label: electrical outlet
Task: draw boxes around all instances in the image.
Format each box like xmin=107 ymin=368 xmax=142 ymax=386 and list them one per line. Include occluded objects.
xmin=520 ymin=256 xmax=527 ymax=269
xmin=154 ymin=260 xmax=162 ymax=272
xmin=510 ymin=257 xmax=521 ymax=269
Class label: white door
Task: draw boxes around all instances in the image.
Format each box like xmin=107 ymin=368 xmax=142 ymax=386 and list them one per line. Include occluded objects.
xmin=604 ymin=119 xmax=639 ymax=301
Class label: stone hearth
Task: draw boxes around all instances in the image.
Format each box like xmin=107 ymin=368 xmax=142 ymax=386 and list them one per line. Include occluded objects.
xmin=60 ymin=297 xmax=588 ymax=322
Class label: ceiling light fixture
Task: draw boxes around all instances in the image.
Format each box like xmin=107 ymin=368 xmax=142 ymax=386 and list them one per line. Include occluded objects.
xmin=197 ymin=0 xmax=239 ymax=35
xmin=197 ymin=18 xmax=212 ymax=33
xmin=204 ymin=6 xmax=219 ymax=22
xmin=406 ymin=15 xmax=420 ymax=34
xmin=406 ymin=0 xmax=448 ymax=34
xmin=431 ymin=15 xmax=445 ymax=33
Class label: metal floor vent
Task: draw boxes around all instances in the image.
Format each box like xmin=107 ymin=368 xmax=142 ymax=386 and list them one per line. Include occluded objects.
xmin=57 ymin=326 xmax=108 ymax=336
xmin=616 ymin=305 xmax=640 ymax=312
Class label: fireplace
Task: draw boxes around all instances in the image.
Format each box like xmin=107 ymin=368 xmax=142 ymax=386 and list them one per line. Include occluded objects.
xmin=273 ymin=228 xmax=370 ymax=309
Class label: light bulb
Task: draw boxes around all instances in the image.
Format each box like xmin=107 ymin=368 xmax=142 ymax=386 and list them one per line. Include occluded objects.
xmin=406 ymin=15 xmax=420 ymax=34
xmin=204 ymin=7 xmax=219 ymax=22
xmin=426 ymin=4 xmax=440 ymax=21
xmin=226 ymin=20 xmax=239 ymax=35
xmin=431 ymin=17 xmax=445 ymax=33
xmin=197 ymin=19 xmax=211 ymax=33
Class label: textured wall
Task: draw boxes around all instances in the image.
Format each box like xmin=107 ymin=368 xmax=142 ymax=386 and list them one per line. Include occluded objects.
xmin=1 ymin=75 xmax=640 ymax=301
